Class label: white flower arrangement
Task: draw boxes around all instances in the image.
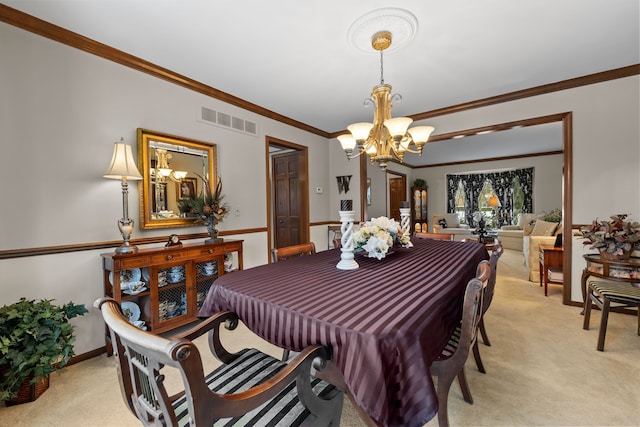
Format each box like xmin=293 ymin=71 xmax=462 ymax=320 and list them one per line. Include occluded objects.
xmin=353 ymin=216 xmax=413 ymax=260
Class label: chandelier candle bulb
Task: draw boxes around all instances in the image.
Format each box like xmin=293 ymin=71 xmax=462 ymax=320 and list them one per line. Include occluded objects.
xmin=340 ymin=200 xmax=353 ymax=211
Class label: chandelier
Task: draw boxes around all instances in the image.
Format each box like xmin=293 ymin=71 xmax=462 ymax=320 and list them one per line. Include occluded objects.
xmin=338 ymin=31 xmax=434 ymax=170
xmin=151 ymin=148 xmax=187 ymax=183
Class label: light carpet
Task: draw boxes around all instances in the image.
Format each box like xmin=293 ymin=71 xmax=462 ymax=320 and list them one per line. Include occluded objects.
xmin=1 ymin=249 xmax=639 ymax=426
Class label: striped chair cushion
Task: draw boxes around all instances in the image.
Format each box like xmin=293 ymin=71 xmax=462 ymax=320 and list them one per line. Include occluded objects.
xmin=173 ymin=348 xmax=338 ymax=427
xmin=590 ymin=281 xmax=640 ymax=303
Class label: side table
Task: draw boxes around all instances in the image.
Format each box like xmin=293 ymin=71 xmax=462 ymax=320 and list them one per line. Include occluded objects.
xmin=539 ymin=244 xmax=563 ymax=296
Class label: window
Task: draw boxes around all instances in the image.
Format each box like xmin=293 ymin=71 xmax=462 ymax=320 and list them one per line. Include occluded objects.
xmin=454 ymin=181 xmax=466 ymax=224
xmin=512 ymin=177 xmax=524 ymax=224
xmin=478 ymin=181 xmax=499 ymax=228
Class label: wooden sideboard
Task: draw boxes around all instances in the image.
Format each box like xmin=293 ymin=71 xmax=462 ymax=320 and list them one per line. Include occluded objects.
xmin=101 ymin=240 xmax=243 ymax=353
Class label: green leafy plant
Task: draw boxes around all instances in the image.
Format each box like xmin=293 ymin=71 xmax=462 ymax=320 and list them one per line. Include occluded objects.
xmin=0 ymin=298 xmax=88 ymax=400
xmin=581 ymin=214 xmax=640 ymax=256
xmin=542 ymin=208 xmax=562 ymax=223
xmin=177 ymin=198 xmax=195 ymax=214
xmin=413 ymin=178 xmax=427 ymax=188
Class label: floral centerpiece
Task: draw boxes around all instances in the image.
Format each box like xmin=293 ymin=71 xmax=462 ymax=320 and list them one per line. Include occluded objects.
xmin=192 ymin=175 xmax=229 ymax=242
xmin=581 ymin=214 xmax=640 ymax=260
xmin=353 ymin=216 xmax=412 ymax=260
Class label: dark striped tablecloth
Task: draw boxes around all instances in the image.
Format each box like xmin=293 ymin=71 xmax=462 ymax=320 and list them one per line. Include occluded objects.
xmin=199 ymin=238 xmax=489 ymax=427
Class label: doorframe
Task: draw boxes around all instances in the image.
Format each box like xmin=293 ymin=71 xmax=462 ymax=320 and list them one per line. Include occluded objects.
xmin=360 ymin=112 xmax=574 ymax=305
xmin=265 ymin=136 xmax=309 ymax=261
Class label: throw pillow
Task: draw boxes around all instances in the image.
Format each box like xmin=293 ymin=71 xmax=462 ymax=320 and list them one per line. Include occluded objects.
xmin=531 ymin=220 xmax=559 ymax=236
xmin=438 ymin=218 xmax=448 ymax=229
xmin=517 ymin=213 xmax=538 ymax=229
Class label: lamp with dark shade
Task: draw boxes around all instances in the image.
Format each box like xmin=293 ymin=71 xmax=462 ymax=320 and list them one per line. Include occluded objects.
xmin=104 ymin=138 xmax=143 ymax=254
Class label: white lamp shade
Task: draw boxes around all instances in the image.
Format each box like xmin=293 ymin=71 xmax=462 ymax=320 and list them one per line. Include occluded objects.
xmin=399 ymin=137 xmax=411 ymax=151
xmin=347 ymin=122 xmax=374 ymax=141
xmin=173 ymin=171 xmax=188 ymax=179
xmin=383 ymin=117 xmax=413 ymax=137
xmin=104 ymin=142 xmax=143 ymax=180
xmin=337 ymin=134 xmax=357 ymax=151
xmin=408 ymin=126 xmax=435 ymax=143
xmin=157 ymin=168 xmax=173 ymax=177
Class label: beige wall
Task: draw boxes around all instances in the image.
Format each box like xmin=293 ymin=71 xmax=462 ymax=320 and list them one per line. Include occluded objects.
xmin=0 ymin=23 xmax=332 ymax=353
xmin=1 ymin=20 xmax=638 ymax=354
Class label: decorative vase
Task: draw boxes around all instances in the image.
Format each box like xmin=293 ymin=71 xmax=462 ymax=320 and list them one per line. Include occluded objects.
xmin=205 ymin=218 xmax=223 ymax=243
xmin=599 ymin=249 xmax=632 ymax=261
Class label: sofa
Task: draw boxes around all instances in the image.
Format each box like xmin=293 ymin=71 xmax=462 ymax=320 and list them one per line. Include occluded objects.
xmin=432 ymin=213 xmax=473 ymax=241
xmin=496 ymin=213 xmax=541 ymax=251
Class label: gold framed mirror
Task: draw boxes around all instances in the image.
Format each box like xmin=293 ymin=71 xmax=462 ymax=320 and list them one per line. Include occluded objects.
xmin=137 ymin=128 xmax=217 ymax=230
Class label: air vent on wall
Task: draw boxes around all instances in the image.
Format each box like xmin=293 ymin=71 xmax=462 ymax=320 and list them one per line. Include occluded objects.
xmin=199 ymin=107 xmax=258 ymax=137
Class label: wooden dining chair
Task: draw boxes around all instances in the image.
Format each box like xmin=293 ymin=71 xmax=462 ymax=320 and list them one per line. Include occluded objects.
xmin=271 ymin=242 xmax=316 ymax=360
xmin=472 ymin=243 xmax=503 ymax=373
xmin=415 ymin=232 xmax=455 ymax=241
xmin=95 ymin=297 xmax=343 ymax=427
xmin=430 ymin=262 xmax=489 ymax=427
xmin=271 ymin=242 xmax=316 ymax=263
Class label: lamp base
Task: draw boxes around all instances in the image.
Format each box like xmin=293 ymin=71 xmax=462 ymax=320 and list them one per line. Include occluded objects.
xmin=115 ymin=244 xmax=138 ymax=254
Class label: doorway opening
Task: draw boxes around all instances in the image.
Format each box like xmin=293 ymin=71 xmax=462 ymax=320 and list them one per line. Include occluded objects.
xmin=265 ymin=137 xmax=309 ymax=261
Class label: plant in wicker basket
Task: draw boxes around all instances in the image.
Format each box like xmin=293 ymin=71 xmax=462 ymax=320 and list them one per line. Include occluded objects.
xmin=0 ymin=298 xmax=88 ymax=402
xmin=581 ymin=214 xmax=640 ymax=259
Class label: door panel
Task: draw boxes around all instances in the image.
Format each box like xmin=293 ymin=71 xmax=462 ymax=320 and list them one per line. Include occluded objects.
xmin=389 ymin=176 xmax=406 ymax=221
xmin=273 ymin=152 xmax=301 ymax=248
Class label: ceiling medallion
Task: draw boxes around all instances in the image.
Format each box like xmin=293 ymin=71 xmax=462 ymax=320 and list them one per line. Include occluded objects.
xmin=347 ymin=8 xmax=418 ymax=54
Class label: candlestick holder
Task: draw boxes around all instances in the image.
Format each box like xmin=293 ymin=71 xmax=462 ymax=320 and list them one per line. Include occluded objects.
xmin=400 ymin=207 xmax=411 ymax=237
xmin=336 ymin=210 xmax=359 ymax=270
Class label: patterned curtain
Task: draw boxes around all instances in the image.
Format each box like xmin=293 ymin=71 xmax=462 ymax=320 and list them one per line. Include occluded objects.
xmin=447 ymin=168 xmax=534 ymax=225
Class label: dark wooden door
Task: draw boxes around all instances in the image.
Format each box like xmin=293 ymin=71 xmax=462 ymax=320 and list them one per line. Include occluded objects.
xmin=389 ymin=176 xmax=406 ymax=221
xmin=273 ymin=152 xmax=302 ymax=248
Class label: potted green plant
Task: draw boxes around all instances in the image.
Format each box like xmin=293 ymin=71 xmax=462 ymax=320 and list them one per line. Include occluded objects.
xmin=413 ymin=178 xmax=427 ymax=189
xmin=581 ymin=214 xmax=640 ymax=260
xmin=0 ymin=298 xmax=88 ymax=404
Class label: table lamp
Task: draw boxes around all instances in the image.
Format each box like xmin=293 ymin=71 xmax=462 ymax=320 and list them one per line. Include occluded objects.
xmin=488 ymin=195 xmax=500 ymax=228
xmin=104 ymin=138 xmax=143 ymax=254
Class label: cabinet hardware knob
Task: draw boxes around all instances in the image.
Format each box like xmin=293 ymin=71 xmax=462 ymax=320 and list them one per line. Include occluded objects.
xmin=167 ymin=255 xmax=173 ymax=260
xmin=208 ymin=249 xmax=213 ymax=254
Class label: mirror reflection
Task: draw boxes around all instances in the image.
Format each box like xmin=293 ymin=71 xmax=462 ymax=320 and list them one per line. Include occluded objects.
xmin=137 ymin=129 xmax=217 ymax=229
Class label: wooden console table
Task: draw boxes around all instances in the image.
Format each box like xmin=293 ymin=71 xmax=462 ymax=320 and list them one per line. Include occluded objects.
xmin=539 ymin=244 xmax=563 ymax=296
xmin=581 ymin=254 xmax=640 ymax=307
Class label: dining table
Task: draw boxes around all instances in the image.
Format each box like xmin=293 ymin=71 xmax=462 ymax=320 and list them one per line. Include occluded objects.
xmin=198 ymin=237 xmax=489 ymax=427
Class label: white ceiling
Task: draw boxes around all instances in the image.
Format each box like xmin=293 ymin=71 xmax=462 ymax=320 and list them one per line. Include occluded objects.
xmin=4 ymin=1 xmax=639 ymax=166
